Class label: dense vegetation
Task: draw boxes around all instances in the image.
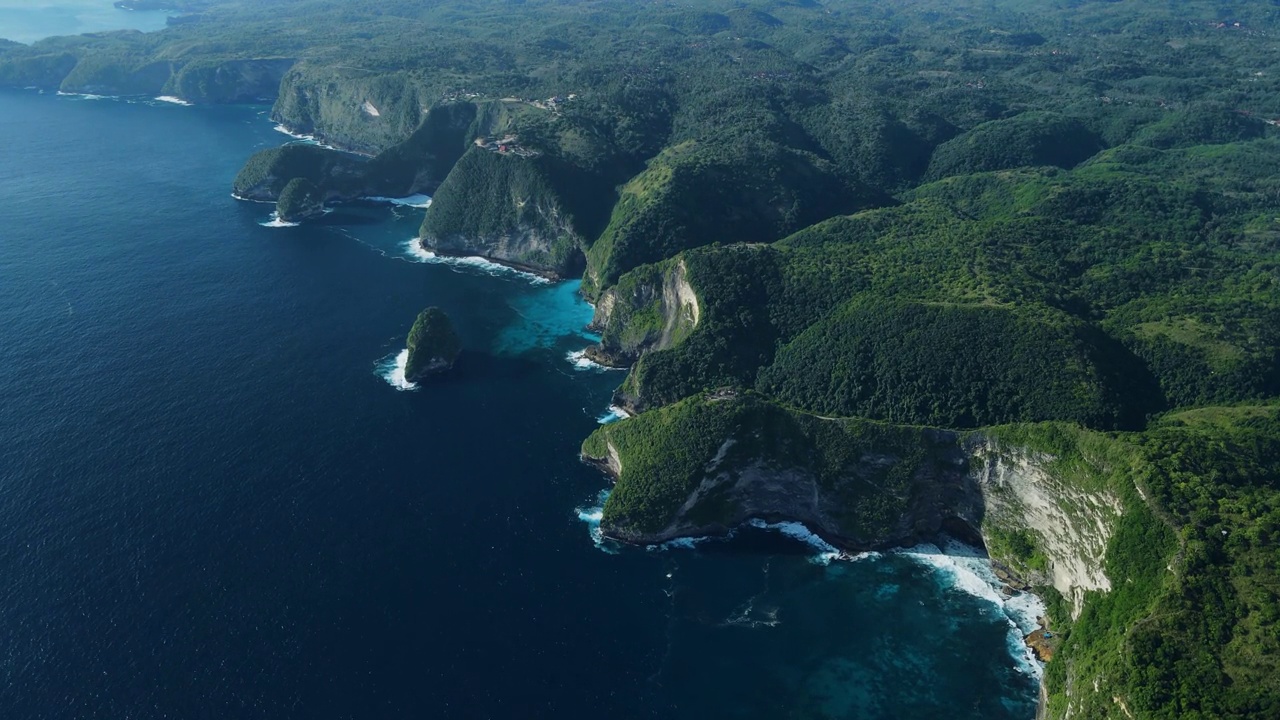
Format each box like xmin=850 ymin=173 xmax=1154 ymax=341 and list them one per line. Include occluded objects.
xmin=274 ymin=176 xmax=324 ymax=222
xmin=404 ymin=307 xmax=460 ymax=380
xmin=11 ymin=1 xmax=1280 ymax=716
xmin=419 ymin=148 xmax=587 ymax=277
xmin=987 ymin=407 xmax=1280 ymax=720
xmin=583 ymin=391 xmax=956 ymax=542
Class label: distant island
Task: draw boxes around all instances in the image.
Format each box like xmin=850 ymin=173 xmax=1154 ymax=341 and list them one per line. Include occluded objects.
xmin=7 ymin=1 xmax=1278 ymax=717
xmin=113 ymin=1 xmax=208 ymax=11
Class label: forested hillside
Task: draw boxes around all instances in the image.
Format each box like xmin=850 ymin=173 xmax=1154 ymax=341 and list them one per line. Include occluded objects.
xmin=7 ymin=1 xmax=1280 ymax=717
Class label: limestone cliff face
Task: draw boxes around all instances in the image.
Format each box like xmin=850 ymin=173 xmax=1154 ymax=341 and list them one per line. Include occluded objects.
xmin=419 ymin=148 xmax=586 ymax=278
xmin=584 ymin=397 xmax=1122 ymax=615
xmin=231 ymin=143 xmax=366 ymax=203
xmin=966 ymin=438 xmax=1121 ymax=619
xmin=586 ymin=259 xmax=700 ymax=367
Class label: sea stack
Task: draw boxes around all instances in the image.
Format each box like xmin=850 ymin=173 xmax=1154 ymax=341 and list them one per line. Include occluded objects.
xmin=404 ymin=307 xmax=461 ymax=381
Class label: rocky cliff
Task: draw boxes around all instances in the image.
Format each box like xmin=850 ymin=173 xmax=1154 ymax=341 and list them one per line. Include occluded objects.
xmin=271 ymin=65 xmax=433 ymax=155
xmin=419 ymin=148 xmax=586 ymax=278
xmin=583 ymin=395 xmax=1128 ymax=606
xmin=581 ymin=392 xmax=987 ymax=549
xmin=232 ymin=143 xmax=366 ymax=202
xmin=275 ymin=178 xmax=326 ymax=223
xmin=405 ymin=307 xmax=461 ymax=381
xmin=585 ymin=258 xmax=700 ymax=367
xmin=0 ymin=47 xmax=293 ymax=103
xmin=966 ymin=438 xmax=1121 ymax=619
xmin=165 ymin=58 xmax=294 ymax=104
xmin=582 ymin=395 xmax=1207 ymax=719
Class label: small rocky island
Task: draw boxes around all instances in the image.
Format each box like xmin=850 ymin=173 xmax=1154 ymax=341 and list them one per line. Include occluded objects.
xmin=404 ymin=307 xmax=461 ymax=381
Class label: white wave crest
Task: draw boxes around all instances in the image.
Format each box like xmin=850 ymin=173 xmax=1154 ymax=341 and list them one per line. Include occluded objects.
xmin=897 ymin=541 xmax=1047 ymax=678
xmin=273 ymin=123 xmax=315 ymax=141
xmin=363 ymin=194 xmax=433 ymax=209
xmin=575 ymin=489 xmax=619 ymax=554
xmin=231 ymin=192 xmax=274 ymax=204
xmin=650 ymin=536 xmax=716 ymax=551
xmin=154 ymin=95 xmax=192 ymax=106
xmin=376 ymin=349 xmax=417 ymax=391
xmin=259 ymin=212 xmax=300 ymax=228
xmin=747 ymin=519 xmax=850 ymax=565
xmin=400 ymin=239 xmax=550 ymax=284
xmin=566 ymin=349 xmax=625 ymax=372
xmin=272 ymin=123 xmax=340 ymax=150
xmin=596 ymin=405 xmax=629 ymax=424
xmin=56 ymin=91 xmax=112 ymax=100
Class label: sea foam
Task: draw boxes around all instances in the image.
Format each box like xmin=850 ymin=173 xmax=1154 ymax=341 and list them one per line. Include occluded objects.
xmin=272 ymin=123 xmax=339 ymax=150
xmin=259 ymin=212 xmax=300 ymax=228
xmin=154 ymin=96 xmax=192 ymax=106
xmin=575 ymin=489 xmax=619 ymax=554
xmin=231 ymin=192 xmax=274 ymax=204
xmin=400 ymin=239 xmax=550 ymax=284
xmin=596 ymin=405 xmax=629 ymax=424
xmin=376 ymin=349 xmax=417 ymax=391
xmin=747 ymin=519 xmax=850 ymax=565
xmin=566 ymin=349 xmax=624 ymax=372
xmin=897 ymin=541 xmax=1047 ymax=678
xmin=56 ymin=91 xmax=112 ymax=100
xmin=363 ymin=194 xmax=432 ymax=209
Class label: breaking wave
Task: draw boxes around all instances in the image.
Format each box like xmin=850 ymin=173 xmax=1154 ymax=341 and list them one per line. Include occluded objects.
xmin=272 ymin=123 xmax=339 ymax=150
xmin=575 ymin=489 xmax=619 ymax=554
xmin=897 ymin=541 xmax=1047 ymax=678
xmin=400 ymin=239 xmax=549 ymax=284
xmin=259 ymin=212 xmax=299 ymax=228
xmin=363 ymin=194 xmax=432 ymax=209
xmin=566 ymin=349 xmax=624 ymax=372
xmin=375 ymin=349 xmax=417 ymax=391
xmin=596 ymin=405 xmax=629 ymax=424
xmin=56 ymin=92 xmax=113 ymax=100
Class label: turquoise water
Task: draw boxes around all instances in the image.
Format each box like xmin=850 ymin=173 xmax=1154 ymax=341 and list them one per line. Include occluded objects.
xmin=0 ymin=88 xmax=1043 ymax=718
xmin=0 ymin=1 xmax=169 ymax=44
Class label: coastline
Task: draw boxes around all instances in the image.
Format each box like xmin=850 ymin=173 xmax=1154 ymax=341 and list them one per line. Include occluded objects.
xmin=582 ymin=456 xmax=1055 ymax=691
xmin=425 ymin=244 xmax=565 ymax=281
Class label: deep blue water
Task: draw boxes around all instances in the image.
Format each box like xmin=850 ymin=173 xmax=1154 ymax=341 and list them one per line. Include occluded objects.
xmin=0 ymin=89 xmax=1043 ymax=719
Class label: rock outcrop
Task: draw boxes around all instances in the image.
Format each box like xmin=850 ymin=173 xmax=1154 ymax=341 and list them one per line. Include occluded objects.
xmin=271 ymin=65 xmax=431 ymax=155
xmin=275 ymin=178 xmax=326 ymax=223
xmin=232 ymin=143 xmax=366 ymax=203
xmin=404 ymin=307 xmax=461 ymax=381
xmin=419 ymin=148 xmax=586 ymax=278
xmin=585 ymin=258 xmax=700 ymax=367
xmin=582 ymin=392 xmax=986 ymax=550
xmin=966 ymin=438 xmax=1121 ymax=618
xmin=582 ymin=393 xmax=1126 ymax=613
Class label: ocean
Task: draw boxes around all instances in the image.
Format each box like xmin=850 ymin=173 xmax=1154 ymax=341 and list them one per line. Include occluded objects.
xmin=0 ymin=1 xmax=169 ymax=45
xmin=0 ymin=87 xmax=1042 ymax=718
